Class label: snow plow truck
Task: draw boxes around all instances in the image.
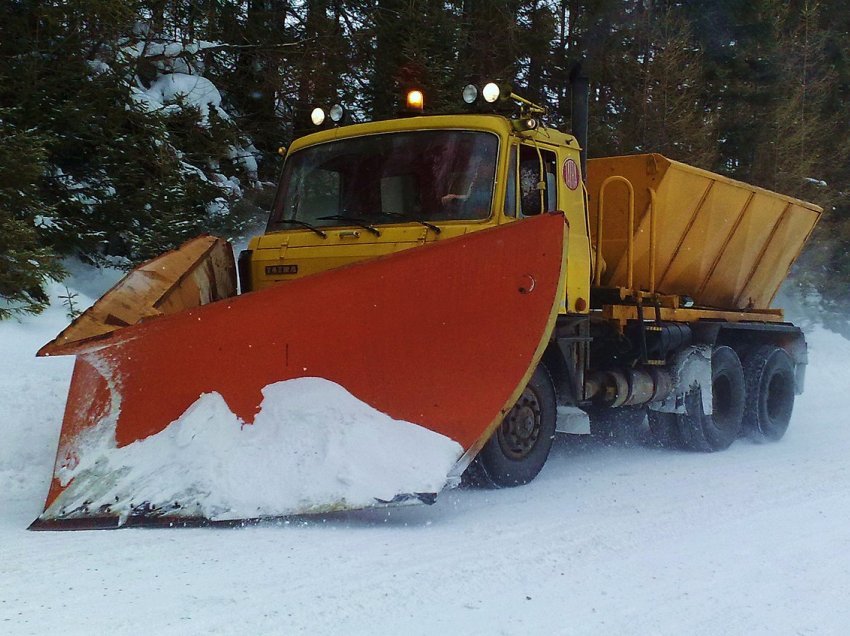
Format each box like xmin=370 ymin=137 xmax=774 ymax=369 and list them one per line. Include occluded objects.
xmin=31 ymin=80 xmax=822 ymax=529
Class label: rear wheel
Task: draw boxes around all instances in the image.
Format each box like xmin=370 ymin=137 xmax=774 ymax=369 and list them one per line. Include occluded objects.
xmin=743 ymin=346 xmax=795 ymax=442
xmin=466 ymin=364 xmax=557 ymax=488
xmin=678 ymin=345 xmax=745 ymax=452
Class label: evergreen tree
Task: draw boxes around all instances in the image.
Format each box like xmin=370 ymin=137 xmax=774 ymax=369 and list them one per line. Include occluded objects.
xmin=0 ymin=0 xmax=262 ymax=312
xmin=368 ymin=0 xmax=460 ymax=118
xmin=0 ymin=112 xmax=63 ymax=318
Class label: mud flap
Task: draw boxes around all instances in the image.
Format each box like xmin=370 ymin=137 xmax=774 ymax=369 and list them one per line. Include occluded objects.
xmin=32 ymin=214 xmax=568 ymax=529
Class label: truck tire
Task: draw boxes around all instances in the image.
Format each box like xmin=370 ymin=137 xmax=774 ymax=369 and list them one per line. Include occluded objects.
xmin=678 ymin=345 xmax=745 ymax=452
xmin=743 ymin=346 xmax=795 ymax=442
xmin=465 ymin=364 xmax=557 ymax=488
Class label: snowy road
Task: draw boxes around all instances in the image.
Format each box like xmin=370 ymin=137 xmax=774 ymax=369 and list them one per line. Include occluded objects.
xmin=2 ymin=294 xmax=850 ymax=635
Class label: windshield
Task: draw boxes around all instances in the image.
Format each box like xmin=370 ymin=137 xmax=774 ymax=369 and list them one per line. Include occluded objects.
xmin=268 ymin=130 xmax=499 ymax=232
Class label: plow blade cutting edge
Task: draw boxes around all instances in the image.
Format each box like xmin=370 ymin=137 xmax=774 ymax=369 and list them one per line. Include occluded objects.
xmin=31 ymin=214 xmax=568 ymax=530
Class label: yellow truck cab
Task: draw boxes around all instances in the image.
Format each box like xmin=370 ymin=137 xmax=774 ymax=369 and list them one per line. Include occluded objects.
xmin=241 ymin=112 xmax=592 ymax=315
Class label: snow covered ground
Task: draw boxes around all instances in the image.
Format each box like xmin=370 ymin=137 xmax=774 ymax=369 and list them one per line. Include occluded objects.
xmin=2 ymin=275 xmax=850 ymax=635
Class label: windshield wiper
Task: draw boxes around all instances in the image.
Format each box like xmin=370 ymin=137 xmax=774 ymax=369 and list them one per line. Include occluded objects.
xmin=375 ymin=211 xmax=441 ymax=235
xmin=317 ymin=215 xmax=381 ymax=237
xmin=275 ymin=219 xmax=327 ymax=239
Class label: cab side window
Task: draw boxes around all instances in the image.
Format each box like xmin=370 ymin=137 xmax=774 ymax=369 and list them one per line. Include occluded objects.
xmin=519 ymin=145 xmax=557 ymax=216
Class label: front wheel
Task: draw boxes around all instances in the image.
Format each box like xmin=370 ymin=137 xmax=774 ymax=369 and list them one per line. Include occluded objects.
xmin=466 ymin=364 xmax=557 ymax=488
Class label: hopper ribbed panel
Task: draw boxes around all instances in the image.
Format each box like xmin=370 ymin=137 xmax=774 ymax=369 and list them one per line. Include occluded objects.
xmin=587 ymin=154 xmax=821 ymax=309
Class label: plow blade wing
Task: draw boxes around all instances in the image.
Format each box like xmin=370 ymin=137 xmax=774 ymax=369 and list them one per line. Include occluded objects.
xmin=32 ymin=214 xmax=567 ymax=530
xmin=40 ymin=235 xmax=237 ymax=356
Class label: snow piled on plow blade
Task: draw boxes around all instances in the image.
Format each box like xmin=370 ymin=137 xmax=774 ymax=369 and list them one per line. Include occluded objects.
xmin=37 ymin=378 xmax=463 ymax=527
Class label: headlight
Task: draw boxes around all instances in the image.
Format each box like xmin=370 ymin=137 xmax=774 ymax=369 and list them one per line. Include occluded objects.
xmin=310 ymin=107 xmax=326 ymax=126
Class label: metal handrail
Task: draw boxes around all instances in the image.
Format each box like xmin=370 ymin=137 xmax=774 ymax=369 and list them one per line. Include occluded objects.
xmin=648 ymin=187 xmax=657 ymax=295
xmin=595 ymin=176 xmax=635 ymax=291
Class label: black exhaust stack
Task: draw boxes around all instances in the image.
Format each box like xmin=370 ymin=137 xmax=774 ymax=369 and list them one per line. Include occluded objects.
xmin=569 ymin=62 xmax=589 ymax=181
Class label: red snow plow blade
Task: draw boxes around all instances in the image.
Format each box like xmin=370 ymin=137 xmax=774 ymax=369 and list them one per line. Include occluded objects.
xmin=31 ymin=214 xmax=567 ymax=530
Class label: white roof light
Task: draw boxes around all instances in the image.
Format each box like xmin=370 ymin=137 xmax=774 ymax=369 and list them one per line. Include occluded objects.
xmin=310 ymin=107 xmax=326 ymax=126
xmin=482 ymin=82 xmax=502 ymax=103
xmin=329 ymin=104 xmax=344 ymax=122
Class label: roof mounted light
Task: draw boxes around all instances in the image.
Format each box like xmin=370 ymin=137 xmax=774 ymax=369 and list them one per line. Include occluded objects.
xmin=329 ymin=104 xmax=345 ymax=123
xmin=310 ymin=107 xmax=326 ymax=126
xmin=511 ymin=117 xmax=539 ymax=132
xmin=482 ymin=82 xmax=503 ymax=103
xmin=461 ymin=80 xmax=547 ymax=123
xmin=462 ymin=84 xmax=479 ymax=104
xmin=406 ymin=89 xmax=425 ymax=112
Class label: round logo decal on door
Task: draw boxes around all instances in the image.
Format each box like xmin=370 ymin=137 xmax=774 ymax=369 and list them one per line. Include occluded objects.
xmin=563 ymin=158 xmax=580 ymax=190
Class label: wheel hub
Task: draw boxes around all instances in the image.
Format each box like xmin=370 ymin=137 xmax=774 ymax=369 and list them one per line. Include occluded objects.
xmin=497 ymin=388 xmax=541 ymax=460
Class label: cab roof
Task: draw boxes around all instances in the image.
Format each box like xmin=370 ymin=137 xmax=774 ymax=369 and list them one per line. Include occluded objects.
xmin=288 ymin=113 xmax=581 ymax=154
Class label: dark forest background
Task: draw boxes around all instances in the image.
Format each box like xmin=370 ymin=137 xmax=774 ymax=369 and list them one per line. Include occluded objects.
xmin=1 ymin=0 xmax=848 ymax=330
